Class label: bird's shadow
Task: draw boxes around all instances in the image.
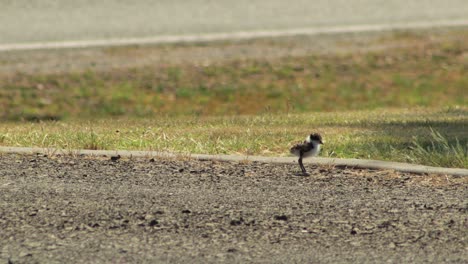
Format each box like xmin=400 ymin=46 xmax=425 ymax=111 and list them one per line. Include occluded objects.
xmin=292 ymin=172 xmax=310 ymax=177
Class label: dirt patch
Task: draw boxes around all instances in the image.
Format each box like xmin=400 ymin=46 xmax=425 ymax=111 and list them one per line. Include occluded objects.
xmin=0 ymin=153 xmax=466 ymax=263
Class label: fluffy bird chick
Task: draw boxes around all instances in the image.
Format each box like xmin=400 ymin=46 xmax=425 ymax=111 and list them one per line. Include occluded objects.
xmin=290 ymin=133 xmax=324 ymax=175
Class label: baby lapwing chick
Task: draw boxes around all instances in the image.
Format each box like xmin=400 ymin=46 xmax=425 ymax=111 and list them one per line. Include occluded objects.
xmin=290 ymin=133 xmax=324 ymax=175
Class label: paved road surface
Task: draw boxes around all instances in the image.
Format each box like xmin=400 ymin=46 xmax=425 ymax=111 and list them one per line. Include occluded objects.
xmin=1 ymin=0 xmax=468 ymax=46
xmin=1 ymin=154 xmax=466 ymax=263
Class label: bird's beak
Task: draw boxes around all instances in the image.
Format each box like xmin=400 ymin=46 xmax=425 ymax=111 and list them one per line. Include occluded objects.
xmin=320 ymin=140 xmax=324 ymax=145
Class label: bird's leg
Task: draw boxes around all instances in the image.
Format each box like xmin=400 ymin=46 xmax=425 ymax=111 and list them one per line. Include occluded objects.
xmin=298 ymin=156 xmax=308 ymax=175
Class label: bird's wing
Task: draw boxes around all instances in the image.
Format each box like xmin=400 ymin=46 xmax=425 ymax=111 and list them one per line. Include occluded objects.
xmin=290 ymin=141 xmax=309 ymax=154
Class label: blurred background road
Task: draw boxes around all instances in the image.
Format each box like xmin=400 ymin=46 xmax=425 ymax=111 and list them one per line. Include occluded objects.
xmin=1 ymin=0 xmax=467 ymax=47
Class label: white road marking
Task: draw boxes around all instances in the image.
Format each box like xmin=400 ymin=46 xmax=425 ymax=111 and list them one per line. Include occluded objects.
xmin=1 ymin=19 xmax=467 ymax=52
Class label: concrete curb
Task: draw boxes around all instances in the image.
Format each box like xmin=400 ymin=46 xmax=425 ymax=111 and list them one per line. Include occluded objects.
xmin=1 ymin=146 xmax=467 ymax=176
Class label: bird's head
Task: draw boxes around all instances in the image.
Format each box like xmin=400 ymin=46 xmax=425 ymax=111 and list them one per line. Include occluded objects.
xmin=307 ymin=133 xmax=323 ymax=144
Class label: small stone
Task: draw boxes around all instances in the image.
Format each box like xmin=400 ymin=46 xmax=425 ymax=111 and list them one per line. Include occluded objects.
xmin=274 ymin=215 xmax=288 ymax=221
xmin=144 ymin=214 xmax=154 ymax=220
xmin=88 ymin=223 xmax=100 ymax=228
xmin=19 ymin=251 xmax=32 ymax=257
xmin=230 ymin=219 xmax=243 ymax=226
xmin=350 ymin=241 xmax=361 ymax=246
xmin=26 ymin=241 xmax=42 ymax=248
xmin=148 ymin=219 xmax=159 ymax=226
xmin=110 ymin=155 xmax=121 ymax=161
xmin=47 ymin=245 xmax=58 ymax=250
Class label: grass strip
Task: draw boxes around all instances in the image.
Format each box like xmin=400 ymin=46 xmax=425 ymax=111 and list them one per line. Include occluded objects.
xmin=1 ymin=107 xmax=466 ymax=168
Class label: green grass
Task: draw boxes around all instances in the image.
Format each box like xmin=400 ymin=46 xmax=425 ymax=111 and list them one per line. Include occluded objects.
xmin=1 ymin=107 xmax=467 ymax=168
xmin=408 ymin=128 xmax=467 ymax=168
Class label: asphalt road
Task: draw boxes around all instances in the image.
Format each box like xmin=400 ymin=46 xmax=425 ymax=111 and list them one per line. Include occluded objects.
xmin=1 ymin=154 xmax=467 ymax=263
xmin=1 ymin=0 xmax=468 ymax=46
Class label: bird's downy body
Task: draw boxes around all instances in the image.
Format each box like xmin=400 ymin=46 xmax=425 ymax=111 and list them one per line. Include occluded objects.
xmin=290 ymin=138 xmax=321 ymax=157
xmin=290 ymin=133 xmax=323 ymax=175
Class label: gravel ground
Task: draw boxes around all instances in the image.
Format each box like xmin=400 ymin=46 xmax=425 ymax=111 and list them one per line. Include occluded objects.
xmin=0 ymin=153 xmax=467 ymax=263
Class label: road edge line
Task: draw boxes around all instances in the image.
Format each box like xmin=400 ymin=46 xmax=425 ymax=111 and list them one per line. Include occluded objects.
xmin=1 ymin=19 xmax=468 ymax=51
